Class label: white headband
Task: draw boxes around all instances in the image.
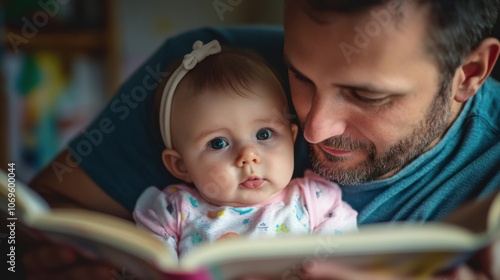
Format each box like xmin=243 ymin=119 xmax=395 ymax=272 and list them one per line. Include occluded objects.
xmin=159 ymin=40 xmax=222 ymax=149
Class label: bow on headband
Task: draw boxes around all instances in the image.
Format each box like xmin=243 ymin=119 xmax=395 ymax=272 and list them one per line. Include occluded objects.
xmin=159 ymin=40 xmax=222 ymax=149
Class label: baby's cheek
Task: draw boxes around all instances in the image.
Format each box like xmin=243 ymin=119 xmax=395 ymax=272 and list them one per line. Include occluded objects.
xmin=196 ymin=168 xmax=234 ymax=198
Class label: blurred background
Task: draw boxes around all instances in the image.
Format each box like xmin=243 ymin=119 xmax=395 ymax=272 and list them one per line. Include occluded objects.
xmin=1 ymin=1 xmax=499 ymax=183
xmin=0 ymin=0 xmax=284 ymax=183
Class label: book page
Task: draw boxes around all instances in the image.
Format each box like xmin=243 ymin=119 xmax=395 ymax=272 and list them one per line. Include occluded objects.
xmin=179 ymin=223 xmax=488 ymax=278
xmin=487 ymin=192 xmax=500 ymax=231
xmin=0 ymin=169 xmax=50 ymax=218
xmin=30 ymin=209 xmax=177 ymax=272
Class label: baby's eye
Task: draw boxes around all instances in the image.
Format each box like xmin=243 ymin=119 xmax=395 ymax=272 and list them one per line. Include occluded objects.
xmin=208 ymin=138 xmax=228 ymax=150
xmin=256 ymin=128 xmax=273 ymax=140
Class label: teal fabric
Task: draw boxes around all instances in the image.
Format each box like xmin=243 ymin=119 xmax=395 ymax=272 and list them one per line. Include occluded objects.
xmin=341 ymin=78 xmax=500 ymax=224
xmin=68 ymin=26 xmax=500 ymax=224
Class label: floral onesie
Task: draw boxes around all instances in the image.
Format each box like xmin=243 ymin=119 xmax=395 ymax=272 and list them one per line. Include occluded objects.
xmin=133 ymin=170 xmax=358 ymax=260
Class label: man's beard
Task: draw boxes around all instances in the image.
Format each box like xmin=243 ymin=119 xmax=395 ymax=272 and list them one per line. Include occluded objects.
xmin=309 ymin=80 xmax=452 ymax=185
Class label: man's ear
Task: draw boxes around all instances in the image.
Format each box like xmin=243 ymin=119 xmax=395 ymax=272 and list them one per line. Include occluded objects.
xmin=162 ymin=149 xmax=192 ymax=183
xmin=291 ymin=123 xmax=299 ymax=142
xmin=455 ymin=38 xmax=500 ymax=102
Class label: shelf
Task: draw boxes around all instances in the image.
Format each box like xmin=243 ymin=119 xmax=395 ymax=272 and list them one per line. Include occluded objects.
xmin=3 ymin=0 xmax=120 ymax=96
xmin=4 ymin=29 xmax=108 ymax=54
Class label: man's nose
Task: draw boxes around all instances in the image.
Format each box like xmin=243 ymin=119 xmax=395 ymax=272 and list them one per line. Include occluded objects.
xmin=303 ymin=94 xmax=347 ymax=144
xmin=236 ymin=144 xmax=261 ymax=167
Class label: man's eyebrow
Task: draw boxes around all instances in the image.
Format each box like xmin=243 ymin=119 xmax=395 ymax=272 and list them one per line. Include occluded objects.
xmin=284 ymin=55 xmax=406 ymax=95
xmin=283 ymin=55 xmax=313 ymax=83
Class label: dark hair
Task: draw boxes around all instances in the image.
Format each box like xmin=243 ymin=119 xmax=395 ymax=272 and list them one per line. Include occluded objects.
xmin=181 ymin=46 xmax=285 ymax=99
xmin=153 ymin=46 xmax=287 ymax=141
xmin=306 ymin=0 xmax=500 ymax=79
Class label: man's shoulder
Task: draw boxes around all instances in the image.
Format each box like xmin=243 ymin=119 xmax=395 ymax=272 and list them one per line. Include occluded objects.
xmin=186 ymin=25 xmax=286 ymax=71
xmin=166 ymin=25 xmax=286 ymax=69
xmin=470 ymin=78 xmax=500 ymax=134
xmin=166 ymin=25 xmax=284 ymax=52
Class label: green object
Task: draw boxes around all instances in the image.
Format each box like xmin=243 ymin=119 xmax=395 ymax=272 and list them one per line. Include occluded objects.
xmin=4 ymin=0 xmax=39 ymax=24
xmin=16 ymin=54 xmax=41 ymax=96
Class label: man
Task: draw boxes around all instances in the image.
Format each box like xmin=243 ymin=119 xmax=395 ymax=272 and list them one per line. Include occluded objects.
xmin=24 ymin=0 xmax=500 ymax=279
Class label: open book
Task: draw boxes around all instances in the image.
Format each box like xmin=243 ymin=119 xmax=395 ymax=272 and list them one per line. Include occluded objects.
xmin=1 ymin=168 xmax=499 ymax=280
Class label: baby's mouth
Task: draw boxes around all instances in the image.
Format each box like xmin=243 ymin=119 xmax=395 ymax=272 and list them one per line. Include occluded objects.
xmin=240 ymin=177 xmax=265 ymax=189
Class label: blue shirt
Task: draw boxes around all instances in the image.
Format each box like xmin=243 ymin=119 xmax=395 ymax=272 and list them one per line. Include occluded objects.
xmin=67 ymin=26 xmax=500 ymax=225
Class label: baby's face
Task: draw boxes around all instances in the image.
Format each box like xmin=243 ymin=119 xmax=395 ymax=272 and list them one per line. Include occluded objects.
xmin=170 ymin=84 xmax=297 ymax=206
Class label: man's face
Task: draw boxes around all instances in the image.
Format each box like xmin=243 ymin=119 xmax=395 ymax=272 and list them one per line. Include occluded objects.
xmin=284 ymin=0 xmax=457 ymax=184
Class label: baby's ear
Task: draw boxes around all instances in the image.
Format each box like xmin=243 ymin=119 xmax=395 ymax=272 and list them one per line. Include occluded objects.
xmin=162 ymin=149 xmax=192 ymax=183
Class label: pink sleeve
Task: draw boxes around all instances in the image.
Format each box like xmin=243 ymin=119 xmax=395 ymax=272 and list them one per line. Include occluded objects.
xmin=133 ymin=186 xmax=184 ymax=258
xmin=300 ymin=170 xmax=358 ymax=235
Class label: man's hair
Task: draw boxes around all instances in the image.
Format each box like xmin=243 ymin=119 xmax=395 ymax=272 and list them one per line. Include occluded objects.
xmin=306 ymin=0 xmax=500 ymax=79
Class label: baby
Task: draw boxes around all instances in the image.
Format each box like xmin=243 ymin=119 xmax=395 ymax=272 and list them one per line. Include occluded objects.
xmin=133 ymin=40 xmax=357 ymax=260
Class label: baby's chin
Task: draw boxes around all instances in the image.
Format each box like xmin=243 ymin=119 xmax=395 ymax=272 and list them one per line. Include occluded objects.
xmin=201 ymin=185 xmax=286 ymax=207
xmin=208 ymin=196 xmax=273 ymax=208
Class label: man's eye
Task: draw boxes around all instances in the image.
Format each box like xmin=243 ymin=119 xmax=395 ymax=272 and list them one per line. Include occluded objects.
xmin=292 ymin=72 xmax=310 ymax=83
xmin=208 ymin=138 xmax=228 ymax=150
xmin=351 ymin=90 xmax=387 ymax=104
xmin=256 ymin=129 xmax=273 ymax=140
xmin=356 ymin=95 xmax=386 ymax=104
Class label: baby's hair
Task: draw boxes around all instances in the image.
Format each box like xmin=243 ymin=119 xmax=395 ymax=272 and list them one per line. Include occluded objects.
xmin=180 ymin=46 xmax=285 ymax=99
xmin=154 ymin=46 xmax=287 ymax=141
